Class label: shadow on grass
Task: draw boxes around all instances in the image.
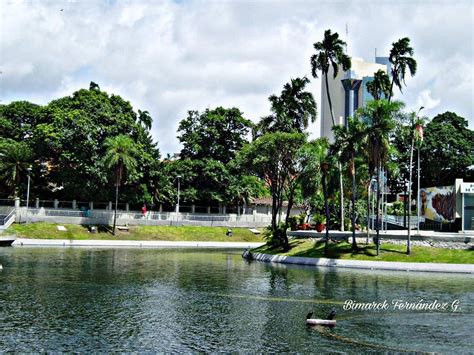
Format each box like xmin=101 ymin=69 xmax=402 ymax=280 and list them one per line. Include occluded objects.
xmin=79 ymin=224 xmax=113 ymax=235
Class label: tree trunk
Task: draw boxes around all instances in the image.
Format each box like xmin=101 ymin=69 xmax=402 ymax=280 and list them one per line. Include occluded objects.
xmin=375 ymin=162 xmax=381 ymax=256
xmin=407 ymin=135 xmax=415 ymax=254
xmin=350 ymin=156 xmax=357 ymax=251
xmin=325 ymin=73 xmax=345 ymax=231
xmin=322 ymin=171 xmax=330 ymax=255
xmin=113 ymin=183 xmax=119 ymax=236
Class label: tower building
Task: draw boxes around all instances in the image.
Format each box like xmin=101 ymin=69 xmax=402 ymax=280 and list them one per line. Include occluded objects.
xmin=320 ymin=56 xmax=390 ymax=141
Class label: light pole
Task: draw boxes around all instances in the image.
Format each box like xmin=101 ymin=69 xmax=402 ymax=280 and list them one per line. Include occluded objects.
xmin=416 ymin=119 xmax=424 ymax=234
xmin=25 ymin=167 xmax=32 ymax=224
xmin=176 ymin=175 xmax=181 ymax=219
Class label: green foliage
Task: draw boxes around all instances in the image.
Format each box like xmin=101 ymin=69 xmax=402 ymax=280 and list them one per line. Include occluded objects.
xmin=0 ymin=140 xmax=33 ymax=197
xmin=0 ymin=83 xmax=161 ymax=203
xmin=389 ymin=37 xmax=417 ymax=98
xmin=253 ymin=77 xmax=317 ymax=137
xmin=311 ymin=213 xmax=326 ymax=224
xmin=366 ymin=70 xmax=392 ymax=100
xmin=387 ymin=201 xmax=404 ymax=216
xmin=102 ymin=135 xmax=138 ymax=186
xmin=421 ymin=112 xmax=474 ymax=186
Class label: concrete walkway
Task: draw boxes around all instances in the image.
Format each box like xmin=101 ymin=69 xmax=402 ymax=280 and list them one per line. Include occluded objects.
xmin=251 ymin=252 xmax=474 ymax=274
xmin=12 ymin=238 xmax=265 ymax=249
xmin=288 ymin=230 xmax=473 ymax=243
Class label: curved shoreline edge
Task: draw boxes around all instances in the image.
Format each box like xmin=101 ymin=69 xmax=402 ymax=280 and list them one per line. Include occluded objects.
xmin=251 ymin=252 xmax=474 ymax=274
xmin=11 ymin=238 xmax=265 ymax=249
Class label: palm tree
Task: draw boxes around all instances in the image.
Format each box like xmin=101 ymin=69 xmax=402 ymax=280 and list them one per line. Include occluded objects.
xmin=138 ymin=110 xmax=153 ymax=131
xmin=253 ymin=77 xmax=317 ymax=137
xmin=0 ymin=141 xmax=33 ymax=198
xmin=332 ymin=118 xmax=367 ymax=251
xmin=366 ymin=70 xmax=392 ymax=101
xmin=388 ymin=37 xmax=417 ymax=102
xmin=311 ymin=29 xmax=351 ymax=232
xmin=357 ymin=99 xmax=404 ymax=255
xmin=103 ymin=135 xmax=138 ymax=235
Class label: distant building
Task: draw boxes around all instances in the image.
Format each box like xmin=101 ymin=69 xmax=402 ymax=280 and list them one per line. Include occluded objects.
xmin=320 ymin=56 xmax=390 ymax=141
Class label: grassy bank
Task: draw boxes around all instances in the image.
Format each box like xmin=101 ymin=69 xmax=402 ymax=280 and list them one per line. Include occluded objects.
xmin=253 ymin=239 xmax=474 ymax=264
xmin=8 ymin=223 xmax=264 ymax=243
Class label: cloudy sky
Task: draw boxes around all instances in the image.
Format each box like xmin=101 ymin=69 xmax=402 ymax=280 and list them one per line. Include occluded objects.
xmin=1 ymin=0 xmax=473 ymax=154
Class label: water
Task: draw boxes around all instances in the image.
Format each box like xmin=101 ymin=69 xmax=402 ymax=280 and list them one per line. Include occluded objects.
xmin=0 ymin=247 xmax=473 ymax=352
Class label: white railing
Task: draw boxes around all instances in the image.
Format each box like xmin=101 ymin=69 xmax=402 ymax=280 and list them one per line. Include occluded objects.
xmin=0 ymin=208 xmax=16 ymax=230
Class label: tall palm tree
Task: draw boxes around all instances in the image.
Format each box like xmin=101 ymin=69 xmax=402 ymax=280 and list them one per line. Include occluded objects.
xmin=332 ymin=118 xmax=367 ymax=251
xmin=0 ymin=141 xmax=33 ymax=198
xmin=103 ymin=135 xmax=138 ymax=235
xmin=357 ymin=99 xmax=404 ymax=255
xmin=388 ymin=37 xmax=417 ymax=102
xmin=310 ymin=29 xmax=351 ymax=232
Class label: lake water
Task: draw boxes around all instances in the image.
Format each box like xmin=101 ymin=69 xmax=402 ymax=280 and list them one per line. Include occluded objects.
xmin=0 ymin=247 xmax=472 ymax=352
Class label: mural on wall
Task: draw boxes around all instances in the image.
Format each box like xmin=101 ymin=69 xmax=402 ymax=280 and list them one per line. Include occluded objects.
xmin=420 ymin=186 xmax=456 ymax=222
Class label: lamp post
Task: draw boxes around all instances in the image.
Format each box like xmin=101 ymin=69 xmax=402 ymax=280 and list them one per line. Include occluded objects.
xmin=25 ymin=167 xmax=32 ymax=224
xmin=176 ymin=175 xmax=181 ymax=220
xmin=416 ymin=120 xmax=424 ymax=234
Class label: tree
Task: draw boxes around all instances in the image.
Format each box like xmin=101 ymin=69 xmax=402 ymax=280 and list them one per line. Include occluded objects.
xmin=332 ymin=118 xmax=367 ymax=251
xmin=138 ymin=110 xmax=153 ymax=131
xmin=253 ymin=77 xmax=317 ymax=137
xmin=366 ymin=70 xmax=392 ymax=101
xmin=421 ymin=112 xmax=474 ymax=186
xmin=310 ymin=29 xmax=351 ymax=232
xmin=238 ymin=132 xmax=307 ymax=250
xmin=0 ymin=140 xmax=33 ymax=198
xmin=176 ymin=107 xmax=253 ymax=206
xmin=388 ymin=37 xmax=417 ymax=102
xmin=102 ymin=135 xmax=138 ymax=235
xmin=356 ymin=99 xmax=404 ymax=255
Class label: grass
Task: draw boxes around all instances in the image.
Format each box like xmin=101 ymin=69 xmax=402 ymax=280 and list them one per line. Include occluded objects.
xmin=253 ymin=239 xmax=474 ymax=264
xmin=8 ymin=222 xmax=265 ymax=243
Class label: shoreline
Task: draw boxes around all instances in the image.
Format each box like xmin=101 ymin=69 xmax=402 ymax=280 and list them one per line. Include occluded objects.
xmin=250 ymin=252 xmax=474 ymax=274
xmin=11 ymin=238 xmax=265 ymax=249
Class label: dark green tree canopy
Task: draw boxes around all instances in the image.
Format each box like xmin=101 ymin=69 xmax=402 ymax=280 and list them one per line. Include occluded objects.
xmin=421 ymin=111 xmax=474 ymax=186
xmin=178 ymin=107 xmax=253 ymax=164
xmin=253 ymin=77 xmax=317 ymax=137
xmin=366 ymin=70 xmax=392 ymax=101
xmin=389 ymin=37 xmax=417 ymax=96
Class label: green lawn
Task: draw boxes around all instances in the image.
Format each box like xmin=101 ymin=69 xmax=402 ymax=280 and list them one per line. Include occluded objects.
xmin=253 ymin=239 xmax=474 ymax=264
xmin=8 ymin=222 xmax=265 ymax=243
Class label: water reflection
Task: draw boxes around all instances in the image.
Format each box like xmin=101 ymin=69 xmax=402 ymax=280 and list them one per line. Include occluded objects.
xmin=0 ymin=247 xmax=472 ymax=352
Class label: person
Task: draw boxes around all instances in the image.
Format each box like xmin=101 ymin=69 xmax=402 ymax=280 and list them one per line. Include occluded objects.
xmin=141 ymin=204 xmax=147 ymax=218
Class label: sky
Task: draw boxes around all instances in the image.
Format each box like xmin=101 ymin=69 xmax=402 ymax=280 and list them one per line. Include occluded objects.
xmin=1 ymin=0 xmax=473 ymax=155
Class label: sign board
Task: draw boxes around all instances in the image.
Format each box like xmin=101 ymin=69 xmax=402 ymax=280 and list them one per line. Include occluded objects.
xmin=461 ymin=183 xmax=474 ymax=193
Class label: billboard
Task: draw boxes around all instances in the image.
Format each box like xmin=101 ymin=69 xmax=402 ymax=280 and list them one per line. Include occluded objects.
xmin=420 ymin=186 xmax=455 ymax=222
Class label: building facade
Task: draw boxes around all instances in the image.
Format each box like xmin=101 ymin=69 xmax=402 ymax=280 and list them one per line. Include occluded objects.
xmin=320 ymin=56 xmax=390 ymax=141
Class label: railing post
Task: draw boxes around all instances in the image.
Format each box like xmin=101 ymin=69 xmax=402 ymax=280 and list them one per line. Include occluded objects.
xmin=207 ymin=206 xmax=211 ymax=214
xmin=54 ymin=199 xmax=59 ymax=209
xmin=191 ymin=205 xmax=195 ymax=214
xmin=108 ymin=201 xmax=112 ymax=210
xmin=72 ymin=199 xmax=77 ymax=209
xmin=126 ymin=203 xmax=129 ymax=211
xmin=223 ymin=206 xmax=226 ymax=214
xmin=14 ymin=197 xmax=20 ymax=208
xmin=89 ymin=202 xmax=94 ymax=210
xmin=35 ymin=198 xmax=40 ymax=209
xmin=159 ymin=204 xmax=163 ymax=213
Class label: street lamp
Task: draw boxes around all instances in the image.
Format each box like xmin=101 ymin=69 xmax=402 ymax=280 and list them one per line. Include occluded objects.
xmin=176 ymin=175 xmax=181 ymax=219
xmin=415 ymin=107 xmax=424 ymax=234
xmin=26 ymin=167 xmax=32 ymax=224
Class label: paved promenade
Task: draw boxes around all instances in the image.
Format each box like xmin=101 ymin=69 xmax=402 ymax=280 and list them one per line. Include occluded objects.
xmin=251 ymin=252 xmax=474 ymax=274
xmin=12 ymin=238 xmax=265 ymax=249
xmin=288 ymin=230 xmax=473 ymax=243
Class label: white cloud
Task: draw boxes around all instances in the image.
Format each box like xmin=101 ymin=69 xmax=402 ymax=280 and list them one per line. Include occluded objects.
xmin=1 ymin=0 xmax=472 ymax=153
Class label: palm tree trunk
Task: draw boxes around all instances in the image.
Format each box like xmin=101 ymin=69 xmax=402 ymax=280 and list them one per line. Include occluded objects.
xmin=350 ymin=157 xmax=357 ymax=251
xmin=113 ymin=183 xmax=119 ymax=236
xmin=407 ymin=135 xmax=415 ymax=254
xmin=325 ymin=73 xmax=345 ymax=231
xmin=376 ymin=162 xmax=381 ymax=256
xmin=322 ymin=171 xmax=330 ymax=255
